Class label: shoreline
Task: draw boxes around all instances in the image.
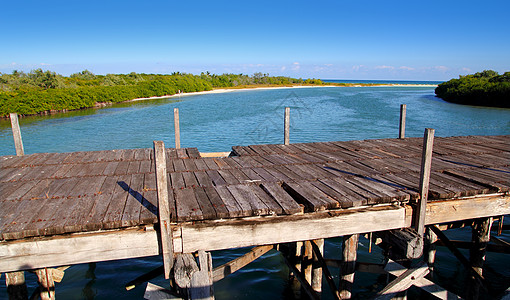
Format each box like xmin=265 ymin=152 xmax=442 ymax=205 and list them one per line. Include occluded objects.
xmin=128 ymin=83 xmax=438 ymax=102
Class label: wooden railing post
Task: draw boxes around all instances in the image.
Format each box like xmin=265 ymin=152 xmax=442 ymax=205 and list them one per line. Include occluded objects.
xmin=153 ymin=141 xmax=174 ymax=279
xmin=415 ymin=128 xmax=434 ymax=237
xmin=174 ymin=108 xmax=181 ymax=149
xmin=284 ymin=107 xmax=290 ymax=145
xmin=399 ymin=104 xmax=406 ymax=139
xmin=9 ymin=113 xmax=24 ymax=156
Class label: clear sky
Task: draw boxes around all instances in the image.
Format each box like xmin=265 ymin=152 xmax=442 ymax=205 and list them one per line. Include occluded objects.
xmin=2 ymin=0 xmax=509 ymax=81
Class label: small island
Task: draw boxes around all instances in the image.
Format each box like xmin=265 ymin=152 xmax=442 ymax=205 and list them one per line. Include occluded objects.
xmin=435 ymin=70 xmax=510 ymax=108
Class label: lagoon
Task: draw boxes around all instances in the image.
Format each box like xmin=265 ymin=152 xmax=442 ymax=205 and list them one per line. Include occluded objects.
xmin=1 ymin=85 xmax=509 ymax=299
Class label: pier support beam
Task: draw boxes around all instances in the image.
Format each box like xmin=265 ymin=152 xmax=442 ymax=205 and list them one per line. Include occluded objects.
xmin=36 ymin=268 xmax=55 ymax=300
xmin=339 ymin=234 xmax=359 ymax=299
xmin=469 ymin=217 xmax=493 ymax=299
xmin=311 ymin=239 xmax=324 ymax=295
xmin=174 ymin=251 xmax=214 ymax=300
xmin=5 ymin=271 xmax=28 ymax=300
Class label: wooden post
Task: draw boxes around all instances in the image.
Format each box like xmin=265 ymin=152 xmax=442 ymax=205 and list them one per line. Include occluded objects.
xmin=5 ymin=271 xmax=28 ymax=300
xmin=415 ymin=128 xmax=434 ymax=237
xmin=174 ymin=108 xmax=181 ymax=149
xmin=190 ymin=251 xmax=215 ymax=300
xmin=340 ymin=234 xmax=359 ymax=299
xmin=303 ymin=241 xmax=313 ymax=286
xmin=291 ymin=241 xmax=303 ymax=299
xmin=424 ymin=226 xmax=437 ymax=274
xmin=469 ymin=217 xmax=493 ymax=299
xmin=311 ymin=239 xmax=324 ymax=295
xmin=284 ymin=107 xmax=290 ymax=145
xmin=9 ymin=113 xmax=24 ymax=156
xmin=36 ymin=268 xmax=55 ymax=300
xmin=153 ymin=141 xmax=174 ymax=279
xmin=399 ymin=104 xmax=406 ymax=139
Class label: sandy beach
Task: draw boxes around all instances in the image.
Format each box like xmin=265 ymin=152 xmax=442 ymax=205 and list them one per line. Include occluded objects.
xmin=128 ymin=84 xmax=438 ymax=102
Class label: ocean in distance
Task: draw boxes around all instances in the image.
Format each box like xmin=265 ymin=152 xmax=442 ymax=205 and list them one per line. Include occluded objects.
xmin=1 ymin=83 xmax=509 ymax=299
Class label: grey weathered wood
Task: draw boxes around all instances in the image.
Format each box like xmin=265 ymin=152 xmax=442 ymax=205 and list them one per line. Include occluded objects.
xmin=174 ymin=108 xmax=181 ymax=149
xmin=375 ymin=262 xmax=429 ymax=299
xmin=469 ymin=217 xmax=492 ymax=300
xmin=284 ymin=107 xmax=290 ymax=145
xmin=311 ymin=239 xmax=324 ymax=295
xmin=190 ymin=251 xmax=214 ymax=300
xmin=154 ymin=141 xmax=174 ymax=279
xmin=339 ymin=234 xmax=359 ymax=299
xmin=9 ymin=113 xmax=24 ymax=156
xmin=399 ymin=104 xmax=406 ymax=139
xmin=213 ymin=245 xmax=273 ymax=282
xmin=144 ymin=282 xmax=180 ymax=300
xmin=378 ymin=228 xmax=423 ymax=259
xmin=384 ymin=259 xmax=460 ymax=299
xmin=415 ymin=128 xmax=434 ymax=237
xmin=424 ymin=226 xmax=438 ymax=273
xmin=174 ymin=253 xmax=199 ymax=289
xmin=310 ymin=239 xmax=341 ymax=300
xmin=5 ymin=271 xmax=28 ymax=300
xmin=35 ymin=268 xmax=55 ymax=300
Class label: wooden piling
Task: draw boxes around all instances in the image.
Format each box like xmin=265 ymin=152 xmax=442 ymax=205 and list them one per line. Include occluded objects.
xmin=424 ymin=226 xmax=438 ymax=274
xmin=303 ymin=241 xmax=313 ymax=287
xmin=415 ymin=128 xmax=434 ymax=237
xmin=340 ymin=234 xmax=359 ymax=299
xmin=153 ymin=141 xmax=174 ymax=279
xmin=174 ymin=108 xmax=181 ymax=149
xmin=36 ymin=268 xmax=55 ymax=300
xmin=311 ymin=239 xmax=324 ymax=295
xmin=399 ymin=104 xmax=406 ymax=139
xmin=284 ymin=107 xmax=290 ymax=145
xmin=9 ymin=113 xmax=24 ymax=156
xmin=5 ymin=271 xmax=28 ymax=300
xmin=469 ymin=217 xmax=493 ymax=299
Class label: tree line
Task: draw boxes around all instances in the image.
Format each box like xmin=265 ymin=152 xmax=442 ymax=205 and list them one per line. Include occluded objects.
xmin=435 ymin=70 xmax=510 ymax=108
xmin=0 ymin=70 xmax=323 ymax=117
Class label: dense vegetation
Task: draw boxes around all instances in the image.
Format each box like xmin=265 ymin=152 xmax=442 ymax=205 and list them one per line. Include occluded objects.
xmin=0 ymin=70 xmax=321 ymax=117
xmin=435 ymin=70 xmax=510 ymax=108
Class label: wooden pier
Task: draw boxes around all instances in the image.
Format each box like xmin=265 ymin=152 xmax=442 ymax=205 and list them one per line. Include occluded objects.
xmin=1 ymin=133 xmax=509 ymax=299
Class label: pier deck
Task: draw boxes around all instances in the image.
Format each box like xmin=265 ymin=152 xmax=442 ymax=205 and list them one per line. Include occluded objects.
xmin=1 ymin=135 xmax=509 ymax=274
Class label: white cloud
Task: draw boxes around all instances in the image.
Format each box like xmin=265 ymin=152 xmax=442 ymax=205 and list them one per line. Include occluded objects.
xmin=292 ymin=62 xmax=300 ymax=71
xmin=399 ymin=66 xmax=415 ymax=71
xmin=375 ymin=65 xmax=395 ymax=70
xmin=462 ymin=67 xmax=472 ymax=73
xmin=434 ymin=66 xmax=449 ymax=72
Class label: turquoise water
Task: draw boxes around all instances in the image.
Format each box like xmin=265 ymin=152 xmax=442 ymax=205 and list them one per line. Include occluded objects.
xmin=1 ymin=86 xmax=510 ymax=299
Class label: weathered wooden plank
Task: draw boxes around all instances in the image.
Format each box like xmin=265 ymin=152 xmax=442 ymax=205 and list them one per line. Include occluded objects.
xmin=282 ymin=181 xmax=339 ymax=212
xmin=182 ymin=171 xmax=199 ymax=188
xmin=170 ymin=172 xmax=186 ymax=189
xmin=213 ymin=245 xmax=273 ymax=282
xmin=214 ymin=186 xmax=247 ymax=217
xmin=217 ymin=169 xmax=241 ymax=185
xmin=120 ymin=173 xmax=146 ymax=227
xmin=205 ymin=170 xmax=227 ymax=186
xmin=317 ymin=178 xmax=367 ymax=207
xmin=203 ymin=186 xmax=230 ymax=219
xmin=179 ymin=205 xmax=406 ymax=253
xmin=194 ymin=171 xmax=215 ymax=187
xmin=260 ymin=182 xmax=303 ymax=215
xmin=227 ymin=184 xmax=269 ymax=216
xmin=193 ymin=187 xmax=218 ymax=220
xmin=175 ymin=188 xmax=204 ymax=221
xmin=0 ymin=228 xmax=160 ymax=273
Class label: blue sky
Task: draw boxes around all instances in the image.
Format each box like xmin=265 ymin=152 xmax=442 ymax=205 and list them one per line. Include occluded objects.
xmin=1 ymin=0 xmax=509 ymax=81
